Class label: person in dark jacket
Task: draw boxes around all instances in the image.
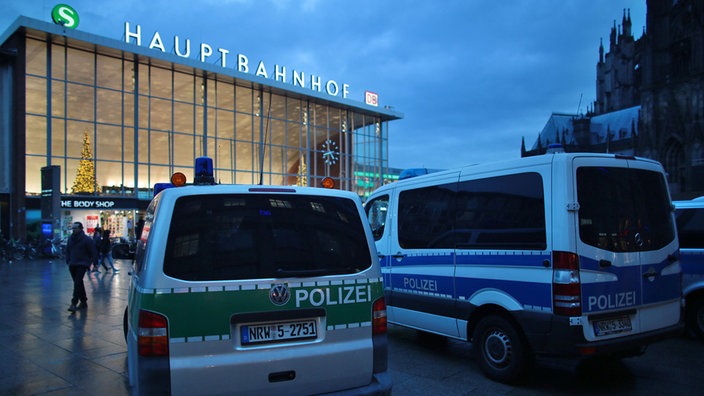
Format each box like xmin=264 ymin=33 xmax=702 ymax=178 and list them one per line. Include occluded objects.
xmin=99 ymin=229 xmax=119 ymax=272
xmin=65 ymin=222 xmax=98 ymax=312
xmin=91 ymin=227 xmax=103 ymax=272
xmin=135 ymin=216 xmax=145 ymax=241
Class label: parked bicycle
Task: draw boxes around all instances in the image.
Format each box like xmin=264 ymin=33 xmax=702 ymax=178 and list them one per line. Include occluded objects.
xmin=24 ymin=241 xmax=38 ymax=260
xmin=1 ymin=237 xmax=27 ymax=262
xmin=53 ymin=236 xmax=66 ymax=259
xmin=35 ymin=236 xmax=66 ymax=259
xmin=0 ymin=236 xmax=7 ymax=262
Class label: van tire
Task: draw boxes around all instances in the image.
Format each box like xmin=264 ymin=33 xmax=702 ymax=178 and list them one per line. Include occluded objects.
xmin=474 ymin=315 xmax=527 ymax=383
xmin=686 ymin=296 xmax=704 ymax=340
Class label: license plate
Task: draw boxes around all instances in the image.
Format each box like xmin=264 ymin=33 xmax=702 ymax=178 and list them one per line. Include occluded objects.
xmin=593 ymin=316 xmax=632 ymax=336
xmin=241 ymin=320 xmax=317 ymax=345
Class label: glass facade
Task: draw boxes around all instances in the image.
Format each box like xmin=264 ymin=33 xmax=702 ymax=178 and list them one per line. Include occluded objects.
xmin=23 ymin=34 xmax=393 ymax=199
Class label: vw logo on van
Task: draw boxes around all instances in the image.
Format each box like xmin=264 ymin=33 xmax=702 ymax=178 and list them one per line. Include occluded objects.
xmin=270 ymin=283 xmax=290 ymax=306
xmin=634 ymin=232 xmax=644 ymax=247
xmin=644 ymin=267 xmax=658 ymax=283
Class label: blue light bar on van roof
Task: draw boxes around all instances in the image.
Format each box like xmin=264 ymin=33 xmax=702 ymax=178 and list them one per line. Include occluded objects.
xmin=194 ymin=156 xmax=215 ymax=185
xmin=153 ymin=182 xmax=174 ymax=196
xmin=399 ymin=168 xmax=431 ymax=180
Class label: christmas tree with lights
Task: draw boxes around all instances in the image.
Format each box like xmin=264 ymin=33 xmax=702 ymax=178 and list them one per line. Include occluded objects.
xmin=71 ymin=131 xmax=96 ymax=194
xmin=296 ymin=154 xmax=308 ymax=187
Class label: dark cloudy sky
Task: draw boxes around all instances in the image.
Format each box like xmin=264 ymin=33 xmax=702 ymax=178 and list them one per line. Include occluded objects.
xmin=1 ymin=0 xmax=647 ymax=170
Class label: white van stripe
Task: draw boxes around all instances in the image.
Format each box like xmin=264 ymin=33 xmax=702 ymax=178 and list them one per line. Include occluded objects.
xmin=136 ymin=277 xmax=383 ymax=295
xmin=171 ymin=334 xmax=231 ymax=343
xmin=327 ymin=322 xmax=371 ymax=331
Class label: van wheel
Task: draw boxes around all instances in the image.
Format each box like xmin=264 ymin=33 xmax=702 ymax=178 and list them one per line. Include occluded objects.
xmin=123 ymin=307 xmax=129 ymax=342
xmin=686 ymin=296 xmax=704 ymax=340
xmin=474 ymin=315 xmax=527 ymax=383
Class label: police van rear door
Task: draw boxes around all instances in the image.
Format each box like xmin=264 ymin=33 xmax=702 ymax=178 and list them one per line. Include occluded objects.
xmin=573 ymin=156 xmax=680 ymax=340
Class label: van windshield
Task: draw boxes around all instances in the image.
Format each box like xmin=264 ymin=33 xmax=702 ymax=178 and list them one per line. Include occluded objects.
xmin=577 ymin=167 xmax=675 ymax=252
xmin=163 ymin=193 xmax=372 ymax=281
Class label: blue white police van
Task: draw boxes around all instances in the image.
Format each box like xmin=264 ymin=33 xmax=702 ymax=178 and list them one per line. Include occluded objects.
xmin=364 ymin=152 xmax=683 ymax=383
xmin=673 ymin=198 xmax=704 ymax=339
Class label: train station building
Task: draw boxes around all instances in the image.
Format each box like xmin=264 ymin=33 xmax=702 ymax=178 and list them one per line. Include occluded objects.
xmin=0 ymin=12 xmax=402 ymax=241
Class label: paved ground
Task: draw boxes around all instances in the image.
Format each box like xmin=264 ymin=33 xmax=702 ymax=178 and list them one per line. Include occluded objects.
xmin=2 ymin=257 xmax=701 ymax=396
xmin=387 ymin=324 xmax=703 ymax=396
xmin=0 ymin=257 xmax=131 ymax=395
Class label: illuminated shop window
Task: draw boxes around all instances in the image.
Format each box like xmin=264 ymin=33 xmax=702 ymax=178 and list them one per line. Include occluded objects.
xmin=22 ymin=35 xmax=390 ymax=197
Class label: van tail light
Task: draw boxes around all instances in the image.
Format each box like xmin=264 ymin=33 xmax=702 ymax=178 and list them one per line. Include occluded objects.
xmin=552 ymin=251 xmax=582 ymax=316
xmin=138 ymin=310 xmax=169 ymax=356
xmin=372 ymin=297 xmax=387 ymax=335
xmin=371 ymin=297 xmax=389 ymax=373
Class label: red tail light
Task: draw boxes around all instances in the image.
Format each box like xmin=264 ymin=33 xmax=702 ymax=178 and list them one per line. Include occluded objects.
xmin=552 ymin=251 xmax=582 ymax=316
xmin=372 ymin=297 xmax=387 ymax=335
xmin=138 ymin=310 xmax=169 ymax=356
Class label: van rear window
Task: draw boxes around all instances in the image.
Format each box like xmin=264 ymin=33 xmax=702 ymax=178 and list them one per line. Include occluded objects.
xmin=675 ymin=208 xmax=704 ymax=248
xmin=163 ymin=194 xmax=372 ymax=281
xmin=577 ymin=167 xmax=675 ymax=252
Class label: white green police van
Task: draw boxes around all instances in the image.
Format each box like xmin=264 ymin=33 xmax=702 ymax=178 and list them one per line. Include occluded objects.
xmin=364 ymin=151 xmax=683 ymax=383
xmin=124 ymin=157 xmax=391 ymax=395
xmin=673 ymin=198 xmax=704 ymax=339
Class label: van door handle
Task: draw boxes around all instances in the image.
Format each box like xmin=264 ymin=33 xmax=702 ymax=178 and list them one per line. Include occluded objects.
xmin=391 ymin=252 xmax=406 ymax=260
xmin=599 ymin=259 xmax=611 ymax=268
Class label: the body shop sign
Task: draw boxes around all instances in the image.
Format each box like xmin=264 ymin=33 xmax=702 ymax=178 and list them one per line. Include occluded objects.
xmin=60 ymin=197 xmax=142 ymax=210
xmin=62 ymin=198 xmax=116 ymax=209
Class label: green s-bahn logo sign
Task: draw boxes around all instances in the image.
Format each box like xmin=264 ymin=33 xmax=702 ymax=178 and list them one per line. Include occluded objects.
xmin=51 ymin=4 xmax=79 ymax=29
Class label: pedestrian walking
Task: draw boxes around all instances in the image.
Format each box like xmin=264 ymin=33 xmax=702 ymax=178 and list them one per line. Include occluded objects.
xmin=100 ymin=229 xmax=119 ymax=272
xmin=65 ymin=222 xmax=98 ymax=312
xmin=91 ymin=227 xmax=104 ymax=272
xmin=136 ymin=216 xmax=145 ymax=240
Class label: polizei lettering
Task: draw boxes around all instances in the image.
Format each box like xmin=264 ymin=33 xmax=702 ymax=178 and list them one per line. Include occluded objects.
xmin=403 ymin=276 xmax=438 ymax=292
xmin=295 ymin=285 xmax=371 ymax=307
xmin=587 ymin=291 xmax=637 ymax=311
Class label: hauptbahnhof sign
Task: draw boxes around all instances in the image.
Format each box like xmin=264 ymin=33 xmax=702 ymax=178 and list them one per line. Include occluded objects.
xmin=49 ymin=4 xmax=380 ymax=103
xmin=123 ymin=22 xmax=351 ymax=99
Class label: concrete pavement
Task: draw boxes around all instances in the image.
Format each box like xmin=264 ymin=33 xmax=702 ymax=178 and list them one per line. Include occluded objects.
xmin=4 ymin=257 xmax=701 ymax=396
xmin=0 ymin=257 xmax=131 ymax=395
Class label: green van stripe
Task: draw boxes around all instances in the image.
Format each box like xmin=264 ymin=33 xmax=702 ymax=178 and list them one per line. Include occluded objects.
xmin=133 ymin=278 xmax=383 ymax=340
